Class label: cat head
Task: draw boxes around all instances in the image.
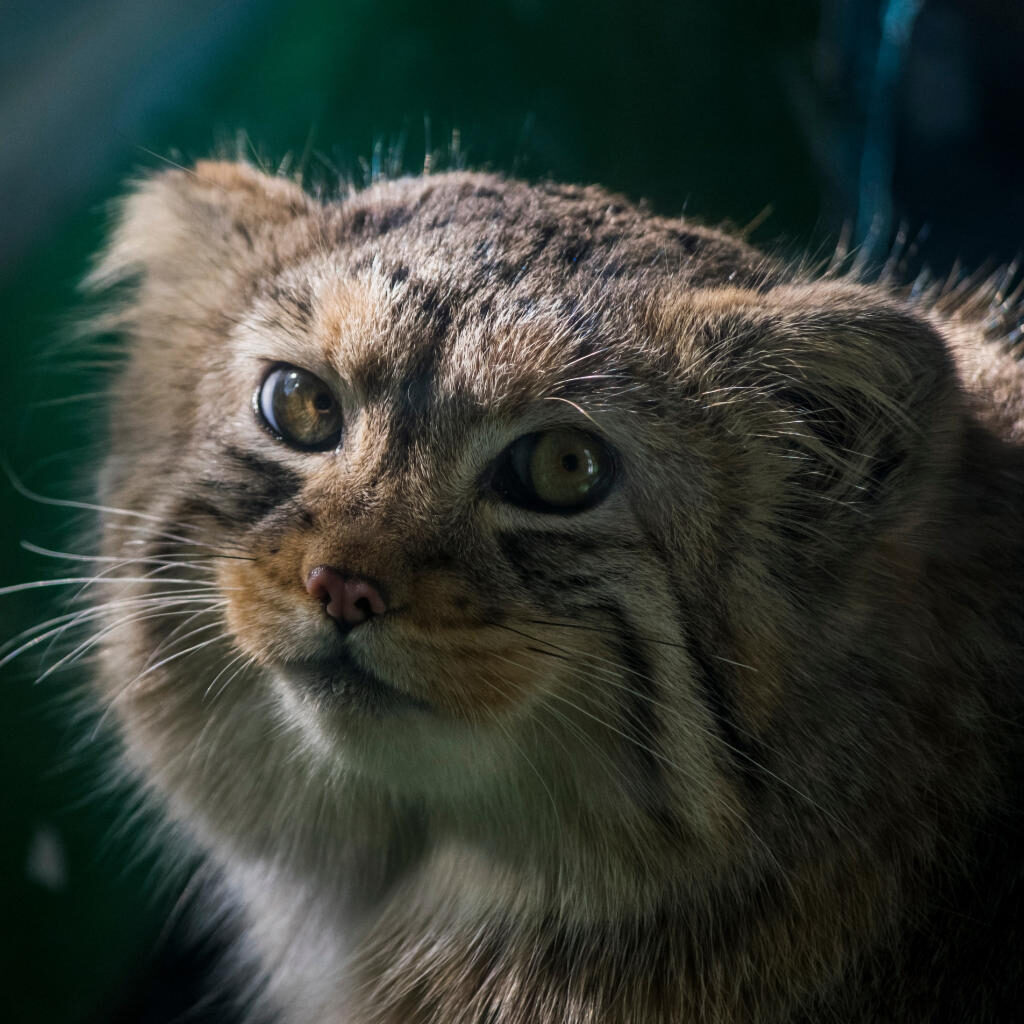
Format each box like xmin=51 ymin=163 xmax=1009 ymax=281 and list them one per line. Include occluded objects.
xmin=90 ymin=162 xmax=967 ymax=908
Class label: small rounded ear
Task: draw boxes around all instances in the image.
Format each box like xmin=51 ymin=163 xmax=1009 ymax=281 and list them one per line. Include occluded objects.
xmin=87 ymin=160 xmax=315 ymax=309
xmin=668 ymin=282 xmax=963 ymax=543
xmin=757 ymin=286 xmax=960 ymax=510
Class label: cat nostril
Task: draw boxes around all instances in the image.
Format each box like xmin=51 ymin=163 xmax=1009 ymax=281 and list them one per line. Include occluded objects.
xmin=305 ymin=565 xmax=388 ymax=628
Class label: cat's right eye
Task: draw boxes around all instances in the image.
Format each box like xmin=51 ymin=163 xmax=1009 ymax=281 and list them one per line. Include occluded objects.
xmin=255 ymin=365 xmax=343 ymax=451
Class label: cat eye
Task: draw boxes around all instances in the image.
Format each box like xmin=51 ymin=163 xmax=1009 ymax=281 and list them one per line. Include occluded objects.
xmin=491 ymin=428 xmax=615 ymax=513
xmin=255 ymin=365 xmax=343 ymax=451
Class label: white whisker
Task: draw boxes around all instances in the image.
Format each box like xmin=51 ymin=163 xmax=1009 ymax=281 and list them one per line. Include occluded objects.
xmin=33 ymin=604 xmax=227 ymax=684
xmin=0 ymin=596 xmax=224 ymax=667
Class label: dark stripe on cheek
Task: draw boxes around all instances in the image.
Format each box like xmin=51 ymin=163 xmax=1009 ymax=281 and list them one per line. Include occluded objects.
xmin=495 ymin=531 xmax=603 ymax=603
xmin=498 ymin=521 xmax=764 ymax=793
xmin=684 ymin=627 xmax=767 ymax=794
xmin=251 ymin=501 xmax=316 ymax=540
xmin=187 ymin=447 xmax=303 ymax=527
xmin=493 ymin=528 xmax=679 ymax=831
xmin=496 ymin=532 xmax=543 ymax=590
xmin=176 ymin=496 xmax=237 ymax=528
xmin=497 ymin=529 xmax=646 ymax=557
xmin=194 ymin=478 xmax=296 ymax=526
xmin=222 ymin=445 xmax=300 ymax=482
xmin=637 ymin=525 xmax=767 ymax=795
xmin=603 ymin=601 xmax=683 ymax=837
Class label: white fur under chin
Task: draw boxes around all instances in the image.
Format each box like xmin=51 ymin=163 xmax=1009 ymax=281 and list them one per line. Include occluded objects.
xmin=269 ymin=666 xmax=530 ymax=801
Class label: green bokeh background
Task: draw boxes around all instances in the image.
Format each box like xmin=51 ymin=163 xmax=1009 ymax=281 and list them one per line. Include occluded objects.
xmin=1 ymin=0 xmax=1020 ymax=1020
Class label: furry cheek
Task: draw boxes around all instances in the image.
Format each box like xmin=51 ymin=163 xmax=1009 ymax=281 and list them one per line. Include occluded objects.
xmin=217 ymin=556 xmax=326 ymax=665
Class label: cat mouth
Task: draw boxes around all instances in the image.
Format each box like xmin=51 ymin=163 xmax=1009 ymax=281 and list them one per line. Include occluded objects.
xmin=280 ymin=647 xmax=433 ymax=717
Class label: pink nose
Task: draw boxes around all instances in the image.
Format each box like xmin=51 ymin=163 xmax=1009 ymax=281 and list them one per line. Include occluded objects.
xmin=306 ymin=566 xmax=388 ymax=629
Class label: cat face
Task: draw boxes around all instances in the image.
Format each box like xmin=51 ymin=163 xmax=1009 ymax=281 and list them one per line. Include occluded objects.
xmin=91 ymin=163 xmax=962 ymax=899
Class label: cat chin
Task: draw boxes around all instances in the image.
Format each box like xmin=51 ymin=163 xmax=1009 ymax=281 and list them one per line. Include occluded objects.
xmin=277 ymin=653 xmax=433 ymax=717
xmin=267 ymin=666 xmax=518 ymax=800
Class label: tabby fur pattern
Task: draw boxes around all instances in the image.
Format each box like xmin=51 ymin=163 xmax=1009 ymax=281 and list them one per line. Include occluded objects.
xmin=85 ymin=161 xmax=1023 ymax=1022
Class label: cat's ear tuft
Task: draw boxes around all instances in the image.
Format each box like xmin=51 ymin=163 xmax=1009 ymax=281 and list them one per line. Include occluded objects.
xmin=87 ymin=161 xmax=314 ymax=296
xmin=190 ymin=160 xmax=310 ymax=211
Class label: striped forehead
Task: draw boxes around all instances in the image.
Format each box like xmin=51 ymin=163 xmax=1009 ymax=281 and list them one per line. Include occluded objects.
xmin=300 ymin=266 xmax=621 ymax=420
xmin=309 ymin=271 xmax=434 ymax=398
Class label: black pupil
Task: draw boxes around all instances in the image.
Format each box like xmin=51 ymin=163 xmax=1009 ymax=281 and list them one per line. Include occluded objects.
xmin=562 ymin=453 xmax=579 ymax=472
xmin=313 ymin=392 xmax=332 ymax=412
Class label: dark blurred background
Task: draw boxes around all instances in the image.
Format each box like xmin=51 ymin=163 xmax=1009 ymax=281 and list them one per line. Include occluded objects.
xmin=1 ymin=1 xmax=1022 ymax=1020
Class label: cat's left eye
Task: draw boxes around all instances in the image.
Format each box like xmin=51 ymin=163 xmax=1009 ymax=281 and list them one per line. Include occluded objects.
xmin=255 ymin=365 xmax=343 ymax=451
xmin=490 ymin=428 xmax=616 ymax=513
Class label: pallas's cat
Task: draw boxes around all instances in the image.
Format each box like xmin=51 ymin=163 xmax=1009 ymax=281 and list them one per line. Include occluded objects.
xmin=70 ymin=161 xmax=1024 ymax=1021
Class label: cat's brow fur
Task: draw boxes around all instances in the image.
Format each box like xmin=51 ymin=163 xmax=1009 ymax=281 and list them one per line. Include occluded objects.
xmin=85 ymin=160 xmax=1022 ymax=1022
